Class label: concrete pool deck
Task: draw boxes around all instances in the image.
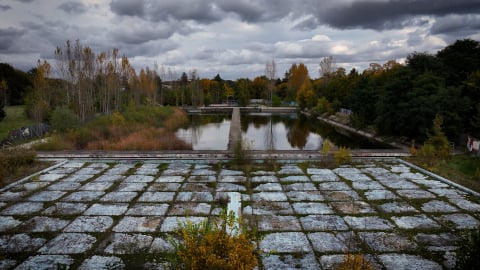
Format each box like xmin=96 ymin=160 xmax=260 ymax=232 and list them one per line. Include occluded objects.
xmin=0 ymin=157 xmax=479 ymax=269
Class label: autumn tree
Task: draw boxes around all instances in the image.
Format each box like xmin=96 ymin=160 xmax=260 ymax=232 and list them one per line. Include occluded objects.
xmin=26 ymin=60 xmax=52 ymax=123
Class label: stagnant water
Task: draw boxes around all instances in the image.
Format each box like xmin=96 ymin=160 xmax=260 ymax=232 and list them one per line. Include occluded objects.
xmin=176 ymin=113 xmax=390 ymax=150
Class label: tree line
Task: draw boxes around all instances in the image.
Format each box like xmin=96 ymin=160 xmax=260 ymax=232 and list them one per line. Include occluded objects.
xmin=1 ymin=39 xmax=479 ymax=145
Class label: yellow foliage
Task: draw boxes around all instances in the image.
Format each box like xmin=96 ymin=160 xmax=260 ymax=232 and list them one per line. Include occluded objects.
xmin=111 ymin=111 xmax=125 ymax=127
xmin=334 ymin=146 xmax=351 ymax=165
xmin=337 ymin=254 xmax=374 ymax=270
xmin=170 ymin=211 xmax=259 ymax=270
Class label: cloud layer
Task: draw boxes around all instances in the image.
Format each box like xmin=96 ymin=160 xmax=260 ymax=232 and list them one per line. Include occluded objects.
xmin=0 ymin=0 xmax=479 ymax=79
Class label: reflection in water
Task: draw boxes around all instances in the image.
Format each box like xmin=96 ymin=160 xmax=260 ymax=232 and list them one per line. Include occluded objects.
xmin=177 ymin=113 xmax=390 ymax=150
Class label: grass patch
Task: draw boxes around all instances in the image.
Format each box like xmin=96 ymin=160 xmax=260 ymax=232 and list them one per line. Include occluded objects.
xmin=407 ymin=154 xmax=480 ymax=193
xmin=0 ymin=148 xmax=53 ymax=188
xmin=35 ymin=106 xmax=192 ymax=151
xmin=0 ymin=106 xmax=34 ymax=140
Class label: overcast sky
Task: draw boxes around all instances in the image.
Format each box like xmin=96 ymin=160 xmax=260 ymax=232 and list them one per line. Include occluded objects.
xmin=1 ymin=0 xmax=479 ymax=80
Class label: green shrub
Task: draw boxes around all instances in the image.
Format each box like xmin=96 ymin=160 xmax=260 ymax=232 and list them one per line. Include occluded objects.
xmin=169 ymin=211 xmax=259 ymax=270
xmin=0 ymin=148 xmax=36 ymax=180
xmin=334 ymin=146 xmax=351 ymax=165
xmin=50 ymin=106 xmax=79 ymax=132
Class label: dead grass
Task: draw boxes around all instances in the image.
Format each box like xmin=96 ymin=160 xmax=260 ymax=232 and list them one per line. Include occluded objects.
xmin=35 ymin=107 xmax=192 ymax=151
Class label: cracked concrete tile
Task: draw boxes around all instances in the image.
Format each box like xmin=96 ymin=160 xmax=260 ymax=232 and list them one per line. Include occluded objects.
xmin=47 ymin=181 xmax=81 ymax=191
xmin=149 ymin=237 xmax=174 ymax=253
xmin=104 ymin=163 xmax=135 ymax=175
xmin=0 ymin=191 xmax=25 ymax=201
xmin=64 ymin=216 xmax=114 ymax=232
xmin=26 ymin=191 xmax=66 ymax=202
xmin=323 ymin=190 xmax=360 ymax=201
xmin=399 ymin=172 xmax=428 ymax=180
xmin=364 ymin=189 xmax=398 ymax=200
xmin=286 ymin=191 xmax=324 ymax=201
xmin=101 ymin=191 xmax=138 ymax=202
xmin=343 ymin=216 xmax=394 ymax=230
xmin=168 ymin=202 xmax=211 ymax=215
xmin=0 ymin=233 xmax=46 ymax=253
xmin=331 ymin=201 xmax=376 ymax=214
xmin=378 ymin=201 xmax=418 ymax=213
xmin=39 ymin=233 xmax=96 ymax=254
xmin=19 ymin=216 xmax=70 ymax=232
xmin=188 ymin=175 xmax=216 ymax=182
xmin=351 ymin=181 xmax=385 ymax=190
xmin=282 ymin=182 xmax=316 ymax=191
xmin=378 ymin=254 xmax=441 ymax=270
xmin=391 ymin=215 xmax=441 ymax=229
xmin=251 ymin=175 xmax=278 ymax=183
xmin=218 ymin=175 xmax=247 ymax=183
xmin=137 ymin=192 xmax=175 ymax=202
xmin=148 ymin=183 xmax=181 ymax=191
xmin=78 ymin=255 xmax=125 ymax=270
xmin=61 ymin=191 xmax=105 ymax=202
xmin=280 ymin=175 xmax=310 ymax=182
xmin=1 ymin=202 xmax=44 ymax=215
xmin=448 ymin=198 xmax=480 ymax=211
xmin=190 ymin=168 xmax=216 ymax=176
xmin=396 ymin=189 xmax=437 ymax=199
xmin=80 ymin=182 xmax=114 ymax=191
xmin=262 ymin=253 xmax=320 ymax=270
xmin=260 ymin=232 xmax=312 ymax=253
xmin=252 ymin=192 xmax=288 ymax=202
xmin=421 ymin=200 xmax=459 ymax=213
xmin=429 ymin=188 xmax=467 ymax=198
xmin=216 ymin=183 xmax=247 ymax=192
xmin=278 ymin=165 xmax=303 ymax=175
xmin=359 ymin=232 xmax=417 ymax=252
xmin=292 ymin=202 xmax=334 ymax=215
xmin=411 ymin=179 xmax=450 ymax=188
xmin=378 ymin=180 xmax=419 ymax=190
xmin=160 ymin=216 xmax=207 ymax=232
xmin=10 ymin=182 xmax=50 ymax=192
xmin=308 ymin=232 xmax=356 ymax=252
xmin=219 ymin=169 xmax=244 ymax=176
xmin=254 ymin=183 xmax=283 ymax=192
xmin=0 ymin=216 xmax=21 ymax=232
xmin=43 ymin=202 xmax=88 ymax=215
xmin=251 ymin=170 xmax=275 ymax=176
xmin=182 ymin=183 xmax=213 ymax=192
xmin=126 ymin=203 xmax=169 ymax=216
xmin=124 ymin=175 xmax=155 ymax=183
xmin=318 ymin=182 xmax=351 ymax=191
xmin=62 ymin=174 xmax=94 ymax=182
xmin=38 ymin=173 xmax=66 ymax=182
xmin=116 ymin=182 xmax=147 ymax=192
xmin=93 ymin=174 xmax=124 ymax=182
xmin=15 ymin=255 xmax=74 ymax=270
xmin=155 ymin=175 xmax=185 ymax=183
xmin=435 ymin=213 xmax=480 ymax=229
xmin=84 ymin=203 xmax=129 ymax=216
xmin=175 ymin=192 xmax=213 ymax=202
xmin=414 ymin=233 xmax=459 ymax=247
xmin=256 ymin=215 xmax=301 ymax=231
xmin=390 ymin=165 xmax=410 ymax=173
xmin=333 ymin=167 xmax=362 ymax=175
xmin=300 ymin=215 xmax=349 ymax=231
xmin=104 ymin=233 xmax=153 ymax=254
xmin=244 ymin=201 xmax=293 ymax=215
xmin=113 ymin=216 xmax=163 ymax=232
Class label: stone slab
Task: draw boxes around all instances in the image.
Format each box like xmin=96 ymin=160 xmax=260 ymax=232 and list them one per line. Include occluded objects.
xmin=64 ymin=216 xmax=113 ymax=232
xmin=260 ymin=232 xmax=312 ymax=253
xmin=39 ymin=233 xmax=96 ymax=254
xmin=300 ymin=215 xmax=349 ymax=231
xmin=378 ymin=254 xmax=442 ymax=270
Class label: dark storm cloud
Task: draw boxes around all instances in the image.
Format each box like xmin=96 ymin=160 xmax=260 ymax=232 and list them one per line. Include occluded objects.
xmin=430 ymin=15 xmax=480 ymax=35
xmin=0 ymin=4 xmax=11 ymax=11
xmin=0 ymin=27 xmax=26 ymax=51
xmin=110 ymin=0 xmax=145 ymax=17
xmin=110 ymin=0 xmax=221 ymax=23
xmin=58 ymin=1 xmax=88 ymax=14
xmin=15 ymin=0 xmax=34 ymax=3
xmin=313 ymin=0 xmax=480 ymax=30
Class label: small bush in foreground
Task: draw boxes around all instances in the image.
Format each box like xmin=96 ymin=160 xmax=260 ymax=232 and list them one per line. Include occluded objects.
xmin=337 ymin=253 xmax=374 ymax=270
xmin=169 ymin=211 xmax=259 ymax=270
xmin=335 ymin=146 xmax=351 ymax=165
